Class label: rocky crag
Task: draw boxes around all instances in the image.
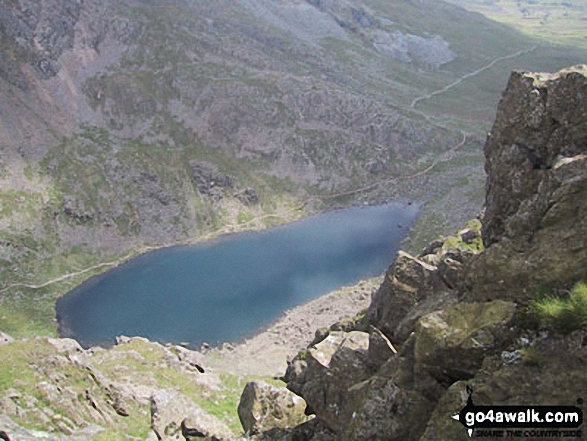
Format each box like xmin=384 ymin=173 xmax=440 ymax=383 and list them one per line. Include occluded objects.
xmin=254 ymin=66 xmax=587 ymax=440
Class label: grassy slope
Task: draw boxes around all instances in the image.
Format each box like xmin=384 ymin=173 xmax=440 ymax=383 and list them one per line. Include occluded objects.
xmin=361 ymin=0 xmax=586 ymax=129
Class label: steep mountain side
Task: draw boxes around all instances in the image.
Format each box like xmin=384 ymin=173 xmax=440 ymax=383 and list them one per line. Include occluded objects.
xmin=0 ymin=66 xmax=585 ymax=440
xmin=277 ymin=66 xmax=587 ymax=440
xmin=1 ymin=0 xmax=585 ymax=339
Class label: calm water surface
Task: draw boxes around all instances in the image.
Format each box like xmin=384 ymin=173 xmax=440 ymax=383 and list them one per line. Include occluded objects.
xmin=57 ymin=203 xmax=418 ymax=348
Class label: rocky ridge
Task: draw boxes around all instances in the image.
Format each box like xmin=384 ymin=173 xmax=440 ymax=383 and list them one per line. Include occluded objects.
xmin=0 ymin=335 xmax=236 ymax=440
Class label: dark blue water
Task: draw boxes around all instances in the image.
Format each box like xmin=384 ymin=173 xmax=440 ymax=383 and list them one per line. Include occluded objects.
xmin=57 ymin=203 xmax=418 ymax=348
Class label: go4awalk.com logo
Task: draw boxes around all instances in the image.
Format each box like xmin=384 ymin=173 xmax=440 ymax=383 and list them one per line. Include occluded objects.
xmin=452 ymin=389 xmax=583 ymax=438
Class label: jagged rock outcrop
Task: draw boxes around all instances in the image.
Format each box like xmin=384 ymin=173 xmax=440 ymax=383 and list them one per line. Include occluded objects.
xmin=272 ymin=66 xmax=587 ymax=441
xmin=469 ymin=66 xmax=587 ymax=302
xmin=189 ymin=161 xmax=236 ymax=201
xmin=284 ymin=331 xmax=374 ymax=432
xmin=282 ymin=236 xmax=483 ymax=440
xmin=367 ymin=245 xmax=471 ymax=346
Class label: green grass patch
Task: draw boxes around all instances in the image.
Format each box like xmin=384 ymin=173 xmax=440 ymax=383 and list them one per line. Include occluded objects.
xmin=237 ymin=212 xmax=254 ymax=224
xmin=0 ymin=190 xmax=43 ymax=220
xmin=530 ymin=282 xmax=587 ymax=334
xmin=520 ymin=346 xmax=544 ymax=367
xmin=443 ymin=0 xmax=587 ymax=49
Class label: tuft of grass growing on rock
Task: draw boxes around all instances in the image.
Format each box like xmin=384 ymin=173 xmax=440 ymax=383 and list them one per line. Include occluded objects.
xmin=530 ymin=282 xmax=587 ymax=334
xmin=520 ymin=346 xmax=544 ymax=368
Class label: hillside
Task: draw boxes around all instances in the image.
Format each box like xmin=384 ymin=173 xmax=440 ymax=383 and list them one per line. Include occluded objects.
xmin=1 ymin=0 xmax=585 ymax=340
xmin=1 ymin=65 xmax=585 ymax=441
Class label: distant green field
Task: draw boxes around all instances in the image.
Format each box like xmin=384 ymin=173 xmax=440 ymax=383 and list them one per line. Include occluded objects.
xmin=444 ymin=0 xmax=587 ymax=49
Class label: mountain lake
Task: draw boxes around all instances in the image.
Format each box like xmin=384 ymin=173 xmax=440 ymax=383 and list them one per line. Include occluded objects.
xmin=56 ymin=202 xmax=419 ymax=348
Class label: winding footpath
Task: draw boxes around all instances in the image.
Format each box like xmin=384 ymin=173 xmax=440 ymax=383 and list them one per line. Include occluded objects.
xmin=0 ymin=246 xmax=158 ymax=295
xmin=411 ymin=46 xmax=539 ymax=108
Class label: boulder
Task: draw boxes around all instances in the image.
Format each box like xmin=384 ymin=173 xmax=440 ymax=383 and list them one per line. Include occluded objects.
xmin=252 ymin=418 xmax=336 ymax=441
xmin=237 ymin=381 xmax=308 ymax=435
xmin=235 ymin=187 xmax=259 ymax=205
xmin=436 ymin=247 xmax=477 ymax=292
xmin=47 ymin=338 xmax=84 ymax=355
xmin=419 ymin=381 xmax=471 ymax=441
xmin=419 ymin=238 xmax=445 ymax=258
xmin=342 ymin=375 xmax=435 ymax=441
xmin=0 ymin=332 xmax=14 ymax=346
xmin=150 ymin=390 xmax=233 ymax=441
xmin=367 ymin=326 xmax=397 ymax=370
xmin=189 ymin=161 xmax=235 ymax=201
xmin=283 ymin=327 xmax=434 ymax=440
xmin=459 ymin=228 xmax=479 ymax=245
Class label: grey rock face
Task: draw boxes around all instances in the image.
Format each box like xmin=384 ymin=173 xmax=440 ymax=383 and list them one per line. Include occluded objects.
xmin=372 ymin=30 xmax=456 ymax=69
xmin=252 ymin=418 xmax=336 ymax=441
xmin=0 ymin=0 xmax=82 ymax=81
xmin=284 ymin=331 xmax=373 ymax=432
xmin=470 ymin=66 xmax=587 ymax=302
xmin=189 ymin=161 xmax=235 ymax=201
xmin=367 ymin=251 xmax=459 ymax=345
xmin=414 ymin=301 xmax=517 ymax=385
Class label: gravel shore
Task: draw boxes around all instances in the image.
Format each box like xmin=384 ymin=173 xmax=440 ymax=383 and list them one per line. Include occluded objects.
xmin=205 ymin=277 xmax=382 ymax=377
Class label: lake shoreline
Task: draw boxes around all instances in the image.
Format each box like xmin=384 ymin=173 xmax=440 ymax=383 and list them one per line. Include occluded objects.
xmin=203 ymin=276 xmax=382 ymax=377
xmin=55 ymin=201 xmax=417 ymax=350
